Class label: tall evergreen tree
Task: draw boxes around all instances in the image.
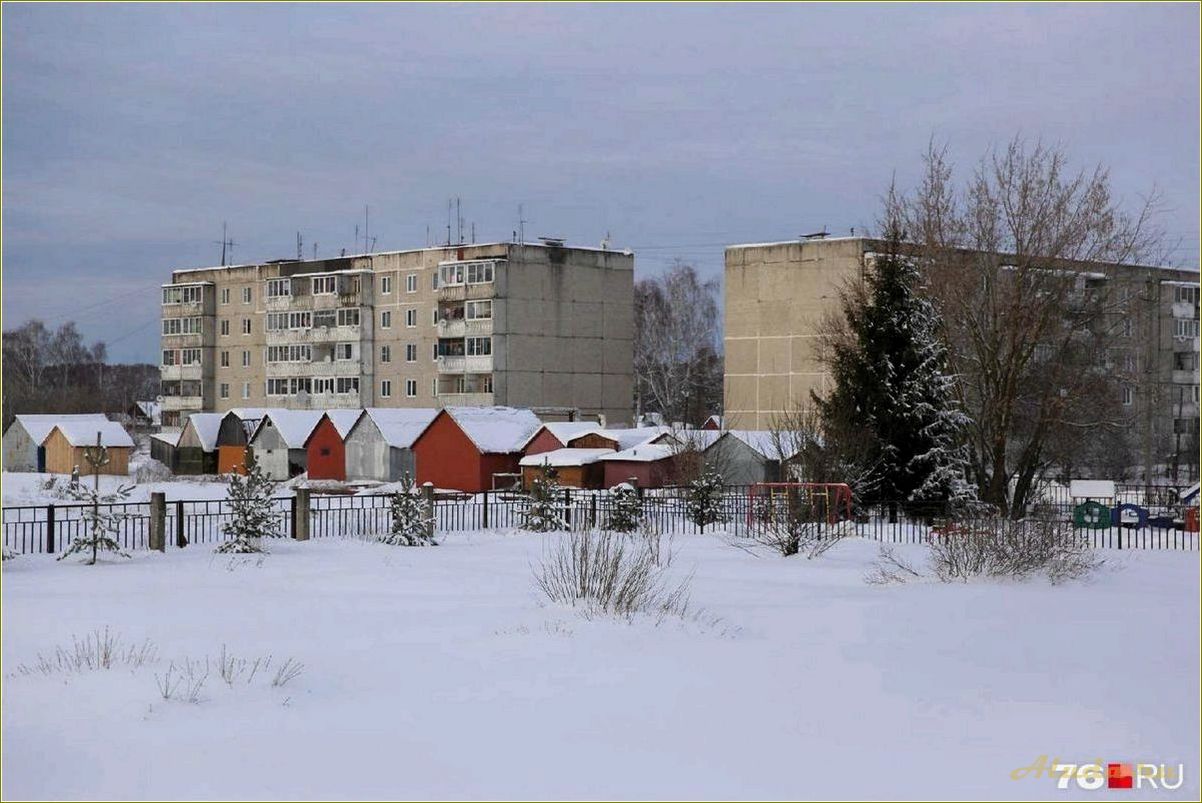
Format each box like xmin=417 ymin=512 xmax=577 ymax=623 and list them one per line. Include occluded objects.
xmin=815 ymin=222 xmax=975 ymax=514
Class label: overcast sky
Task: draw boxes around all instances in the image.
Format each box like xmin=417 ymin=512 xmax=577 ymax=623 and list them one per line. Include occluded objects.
xmin=3 ymin=2 xmax=1199 ymax=362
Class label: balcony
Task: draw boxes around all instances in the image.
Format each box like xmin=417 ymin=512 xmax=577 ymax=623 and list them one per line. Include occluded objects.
xmin=1172 ymin=369 xmax=1201 ymax=385
xmin=1173 ymin=402 xmax=1200 ymax=419
xmin=160 ymin=331 xmax=211 ymax=348
xmin=160 ymin=395 xmax=204 ymax=412
xmin=265 ymin=325 xmax=360 ymax=344
xmin=265 ymin=360 xmax=353 ymax=377
xmin=437 ymin=318 xmax=466 ymax=338
xmin=1173 ymin=337 xmax=1201 ymax=352
xmin=437 ymin=355 xmax=493 ymax=374
xmin=160 ymin=364 xmax=203 ymax=381
xmin=1171 ymin=302 xmax=1198 ymax=319
xmin=436 ymin=283 xmax=495 ymax=303
xmin=436 ymin=391 xmax=494 ymax=406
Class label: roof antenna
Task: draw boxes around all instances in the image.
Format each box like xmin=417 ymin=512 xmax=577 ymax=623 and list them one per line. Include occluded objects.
xmin=296 ymin=231 xmax=303 ymax=260
xmin=214 ymin=222 xmax=237 ymax=266
xmin=312 ymin=242 xmax=318 ymax=260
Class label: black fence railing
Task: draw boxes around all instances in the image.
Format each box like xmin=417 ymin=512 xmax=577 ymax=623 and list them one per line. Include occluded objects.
xmin=4 ymin=484 xmax=1197 ymax=556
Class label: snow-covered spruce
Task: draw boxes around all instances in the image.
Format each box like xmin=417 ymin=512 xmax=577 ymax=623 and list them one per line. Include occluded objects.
xmin=56 ymin=465 xmax=134 ymax=565
xmin=685 ymin=470 xmax=725 ymax=533
xmin=380 ymin=474 xmax=436 ymax=546
xmin=215 ymin=462 xmax=280 ymax=554
xmin=815 ymin=221 xmax=976 ymax=515
xmin=521 ymin=466 xmax=567 ymax=532
xmin=606 ymin=482 xmax=643 ymax=533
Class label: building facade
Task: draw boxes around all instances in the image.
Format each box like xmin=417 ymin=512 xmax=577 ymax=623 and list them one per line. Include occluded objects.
xmin=160 ymin=242 xmax=635 ymax=428
xmin=724 ymin=236 xmax=1201 ymax=481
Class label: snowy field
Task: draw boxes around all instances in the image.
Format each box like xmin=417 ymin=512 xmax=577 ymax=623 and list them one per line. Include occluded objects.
xmin=2 ymin=532 xmax=1198 ymax=800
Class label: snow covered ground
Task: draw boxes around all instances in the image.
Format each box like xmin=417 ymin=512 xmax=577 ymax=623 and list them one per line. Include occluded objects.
xmin=1 ymin=471 xmax=234 ymax=506
xmin=2 ymin=533 xmax=1198 ymax=800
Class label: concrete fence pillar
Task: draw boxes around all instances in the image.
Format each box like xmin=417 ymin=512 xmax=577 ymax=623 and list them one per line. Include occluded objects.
xmin=422 ymin=483 xmax=436 ymax=541
xmin=294 ymin=488 xmax=311 ymax=541
xmin=148 ymin=492 xmax=166 ymax=552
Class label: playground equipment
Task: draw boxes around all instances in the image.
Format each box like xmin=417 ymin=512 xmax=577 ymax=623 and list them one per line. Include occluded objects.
xmin=746 ymin=482 xmax=854 ymax=526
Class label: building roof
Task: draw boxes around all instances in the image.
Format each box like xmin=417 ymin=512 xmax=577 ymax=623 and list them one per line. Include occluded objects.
xmin=150 ymin=428 xmax=182 ymax=447
xmin=519 ymin=448 xmax=614 ymax=468
xmin=525 ymin=421 xmax=604 ymax=449
xmin=354 ymin=408 xmax=440 ymax=449
xmin=578 ymin=426 xmax=673 ymax=451
xmin=10 ymin=414 xmax=110 ymax=445
xmin=444 ymin=406 xmax=544 ymax=454
xmin=325 ymin=410 xmax=364 ymax=439
xmin=48 ymin=420 xmax=134 ymax=449
xmin=728 ymin=430 xmax=788 ymax=460
xmin=133 ymin=401 xmax=162 ymax=423
xmin=182 ymin=413 xmax=225 ymax=451
xmin=597 ymin=443 xmax=675 ymax=463
xmin=250 ymin=410 xmax=325 ymax=449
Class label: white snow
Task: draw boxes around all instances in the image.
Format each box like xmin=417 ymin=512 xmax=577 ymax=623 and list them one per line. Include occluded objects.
xmin=518 ymin=448 xmax=613 ymax=467
xmin=1070 ymin=479 xmax=1117 ymax=500
xmin=182 ymin=413 xmax=224 ymax=451
xmin=1 ymin=471 xmax=234 ymax=505
xmin=8 ymin=413 xmax=111 ymax=445
xmin=598 ymin=442 xmax=675 ymax=463
xmin=50 ymin=419 xmax=135 ymax=449
xmin=529 ymin=421 xmax=605 ymax=447
xmin=2 ymin=534 xmax=1196 ymax=800
xmin=355 ymin=407 xmax=439 ymax=448
xmin=323 ymin=409 xmax=363 ymax=439
xmin=585 ymin=425 xmax=674 ymax=451
xmin=149 ymin=428 xmax=182 ymax=447
xmin=444 ymin=406 xmax=543 ymax=454
xmin=250 ymin=410 xmax=324 ymax=449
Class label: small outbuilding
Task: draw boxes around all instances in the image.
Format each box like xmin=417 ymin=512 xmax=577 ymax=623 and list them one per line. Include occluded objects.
xmin=42 ymin=420 xmax=135 ymax=476
xmin=176 ymin=413 xmax=223 ymax=475
xmin=599 ymin=442 xmax=678 ymax=489
xmin=343 ymin=408 xmax=440 ymax=482
xmin=127 ymin=401 xmax=162 ymax=430
xmin=303 ymin=410 xmax=364 ymax=482
xmin=2 ymin=413 xmax=111 ymax=473
xmin=523 ymin=422 xmax=603 ymax=458
xmin=412 ymin=406 xmax=543 ymax=493
xmin=215 ymin=408 xmax=279 ymax=475
xmin=519 ymin=448 xmax=613 ymax=490
xmin=248 ymin=410 xmax=324 ymax=481
xmin=703 ymin=430 xmax=790 ymax=485
xmin=149 ymin=428 xmax=182 ymax=472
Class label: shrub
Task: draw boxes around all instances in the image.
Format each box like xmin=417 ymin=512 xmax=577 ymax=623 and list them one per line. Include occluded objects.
xmin=380 ymin=474 xmax=436 ymax=546
xmin=216 ymin=462 xmax=280 ymax=554
xmin=606 ymin=483 xmax=643 ymax=533
xmin=928 ymin=518 xmax=1102 ymax=584
xmin=685 ymin=470 xmax=725 ymax=532
xmin=521 ymin=466 xmax=566 ymax=532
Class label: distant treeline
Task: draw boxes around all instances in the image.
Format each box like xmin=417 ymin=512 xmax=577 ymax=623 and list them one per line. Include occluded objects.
xmin=2 ymin=320 xmax=159 ymax=431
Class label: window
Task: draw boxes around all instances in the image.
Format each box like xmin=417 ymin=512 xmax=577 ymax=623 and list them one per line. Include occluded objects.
xmin=266 ymin=278 xmax=291 ymax=298
xmin=242 ymin=287 xmax=252 ymax=304
xmin=160 ymin=316 xmax=202 ymax=336
xmin=161 ymin=350 xmax=178 ymax=366
xmin=1121 ymin=318 xmax=1132 ymax=337
xmin=1175 ymin=286 xmax=1200 ymax=305
xmin=1124 ymin=352 xmax=1136 ymax=372
xmin=481 ymin=374 xmax=493 ymax=393
xmin=1176 ymin=319 xmax=1200 ymax=339
xmin=221 ymin=288 xmax=230 ymax=305
xmin=1175 ymin=352 xmax=1197 ymax=371
xmin=381 ymin=345 xmax=391 ymax=363
xmin=432 ymin=378 xmax=438 ymax=397
xmin=432 ymin=273 xmax=439 ymax=290
xmin=405 ymin=379 xmax=417 ymax=398
xmin=467 ymin=261 xmax=494 ymax=284
xmin=466 ymin=300 xmax=492 ymax=320
xmin=432 ymin=308 xmax=439 ymax=326
xmin=1122 ymin=386 xmax=1134 ymax=406
xmin=381 ymin=310 xmax=392 ymax=328
xmin=242 ymin=318 xmax=252 ymax=335
xmin=220 ymin=383 xmax=229 ymax=399
xmin=220 ymin=319 xmax=230 ymax=336
xmin=406 ymin=343 xmax=417 ymax=362
xmin=439 ymin=263 xmax=465 ymax=286
xmin=312 ymin=276 xmax=337 ymax=294
xmin=289 ymin=311 xmax=311 ymax=329
xmin=381 ymin=275 xmax=392 ymax=294
xmin=162 ymin=318 xmax=181 ymax=335
xmin=406 ymin=274 xmax=417 ymax=293
xmin=220 ymin=350 xmax=230 ymax=368
xmin=266 ymin=378 xmax=290 ymax=396
xmin=336 ymin=377 xmax=359 ymax=394
xmin=242 ymin=350 xmax=250 ymax=367
xmin=433 ymin=343 xmax=439 ymax=361
xmin=266 ymin=345 xmax=311 ymax=363
xmin=313 ymin=377 xmax=335 ymax=395
xmin=405 ymin=309 xmax=417 ymax=328
xmin=162 ymin=285 xmax=203 ymax=305
xmin=242 ymin=382 xmax=251 ymax=400
xmin=337 ymin=308 xmax=360 ymax=327
xmin=467 ymin=336 xmax=492 ymax=356
xmin=380 ymin=380 xmax=392 ymax=398
xmin=313 ymin=310 xmax=337 ymax=328
xmin=336 ymin=343 xmax=354 ymax=361
xmin=181 ymin=348 xmax=202 ymax=365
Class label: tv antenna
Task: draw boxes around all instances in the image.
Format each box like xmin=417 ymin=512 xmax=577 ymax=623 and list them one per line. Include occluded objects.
xmin=296 ymin=231 xmax=303 ymax=260
xmin=214 ymin=222 xmax=237 ymax=266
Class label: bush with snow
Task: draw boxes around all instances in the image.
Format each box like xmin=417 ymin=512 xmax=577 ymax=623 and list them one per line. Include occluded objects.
xmin=606 ymin=482 xmax=642 ymax=533
xmin=380 ymin=474 xmax=436 ymax=546
xmin=57 ymin=477 xmax=135 ymax=565
xmin=685 ymin=470 xmax=725 ymax=533
xmin=521 ymin=466 xmax=566 ymax=532
xmin=215 ymin=462 xmax=280 ymax=554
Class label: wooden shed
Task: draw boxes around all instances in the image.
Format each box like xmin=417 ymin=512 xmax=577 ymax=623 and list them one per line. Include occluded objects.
xmin=176 ymin=413 xmax=223 ymax=475
xmin=519 ymin=448 xmax=612 ymax=490
xmin=703 ymin=430 xmax=790 ymax=485
xmin=523 ymin=422 xmax=603 ymax=458
xmin=599 ymin=443 xmax=678 ymax=489
xmin=42 ymin=420 xmax=134 ymax=476
xmin=412 ymin=406 xmax=542 ymax=493
xmin=248 ymin=410 xmax=324 ymax=481
xmin=214 ymin=408 xmax=280 ymax=475
xmin=344 ymin=408 xmax=439 ymax=483
xmin=303 ymin=410 xmax=363 ymax=482
xmin=3 ymin=414 xmax=110 ymax=473
xmin=149 ymin=428 xmax=182 ymax=472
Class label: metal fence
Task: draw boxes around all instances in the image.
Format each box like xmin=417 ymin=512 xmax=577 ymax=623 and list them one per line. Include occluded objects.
xmin=4 ymin=484 xmax=1198 ymax=556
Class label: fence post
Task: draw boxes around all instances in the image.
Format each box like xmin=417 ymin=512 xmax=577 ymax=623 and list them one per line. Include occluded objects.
xmin=175 ymin=500 xmax=187 ymax=548
xmin=46 ymin=504 xmax=56 ymax=553
xmin=422 ymin=483 xmax=436 ymax=541
xmin=148 ymin=492 xmax=166 ymax=552
xmin=563 ymin=488 xmax=572 ymax=530
xmin=590 ymin=494 xmax=598 ymax=529
xmin=482 ymin=489 xmax=490 ymax=529
xmin=294 ymin=489 xmax=311 ymax=541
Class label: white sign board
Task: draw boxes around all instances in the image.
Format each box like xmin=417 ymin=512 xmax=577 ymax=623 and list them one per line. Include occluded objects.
xmin=1069 ymin=479 xmax=1116 ymax=499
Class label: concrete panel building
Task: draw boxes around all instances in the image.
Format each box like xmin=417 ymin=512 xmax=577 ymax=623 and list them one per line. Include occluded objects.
xmin=724 ymin=236 xmax=1201 ymax=481
xmin=159 ymin=241 xmax=635 ymax=429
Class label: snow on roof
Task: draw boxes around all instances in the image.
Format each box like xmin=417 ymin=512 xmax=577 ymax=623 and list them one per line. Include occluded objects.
xmin=582 ymin=426 xmax=673 ymax=451
xmin=729 ymin=430 xmax=788 ymax=460
xmin=49 ymin=420 xmax=134 ymax=449
xmin=703 ymin=414 xmax=723 ymax=428
xmin=150 ymin=429 xmax=182 ymax=447
xmin=226 ymin=407 xmax=278 ymax=420
xmin=727 ymin=236 xmax=864 ymax=250
xmin=598 ymin=443 xmax=675 ymax=463
xmin=11 ymin=414 xmax=109 ymax=445
xmin=444 ymin=406 xmax=543 ymax=454
xmin=325 ymin=410 xmax=364 ymax=439
xmin=133 ymin=401 xmax=161 ymax=422
xmin=528 ymin=421 xmax=604 ymax=448
xmin=252 ymin=410 xmax=324 ymax=449
xmin=1161 ymin=279 xmax=1201 ymax=287
xmin=519 ymin=448 xmax=614 ymax=468
xmin=183 ymin=413 xmax=225 ymax=451
xmin=1181 ymin=483 xmax=1199 ymax=503
xmin=357 ymin=408 xmax=440 ymax=448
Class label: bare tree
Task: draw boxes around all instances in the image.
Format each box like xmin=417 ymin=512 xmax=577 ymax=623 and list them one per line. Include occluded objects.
xmin=889 ymin=137 xmax=1166 ymax=515
xmin=634 ymin=261 xmax=723 ymax=426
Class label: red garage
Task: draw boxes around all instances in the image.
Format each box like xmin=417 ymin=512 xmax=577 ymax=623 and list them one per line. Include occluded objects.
xmin=303 ymin=410 xmax=363 ymax=482
xmin=599 ymin=443 xmax=678 ymax=489
xmin=412 ymin=407 xmax=542 ymax=493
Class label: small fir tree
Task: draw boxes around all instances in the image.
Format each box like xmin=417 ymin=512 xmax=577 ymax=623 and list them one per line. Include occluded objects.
xmin=685 ymin=469 xmax=725 ymax=533
xmin=216 ymin=461 xmax=280 ymax=554
xmin=380 ymin=474 xmax=436 ymax=546
xmin=57 ymin=436 xmax=134 ymax=565
xmin=607 ymin=482 xmax=643 ymax=533
xmin=2 ymin=545 xmax=15 ymax=561
xmin=521 ymin=465 xmax=566 ymax=532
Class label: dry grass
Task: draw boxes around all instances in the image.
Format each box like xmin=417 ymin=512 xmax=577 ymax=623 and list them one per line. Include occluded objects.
xmin=12 ymin=628 xmax=156 ymax=677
